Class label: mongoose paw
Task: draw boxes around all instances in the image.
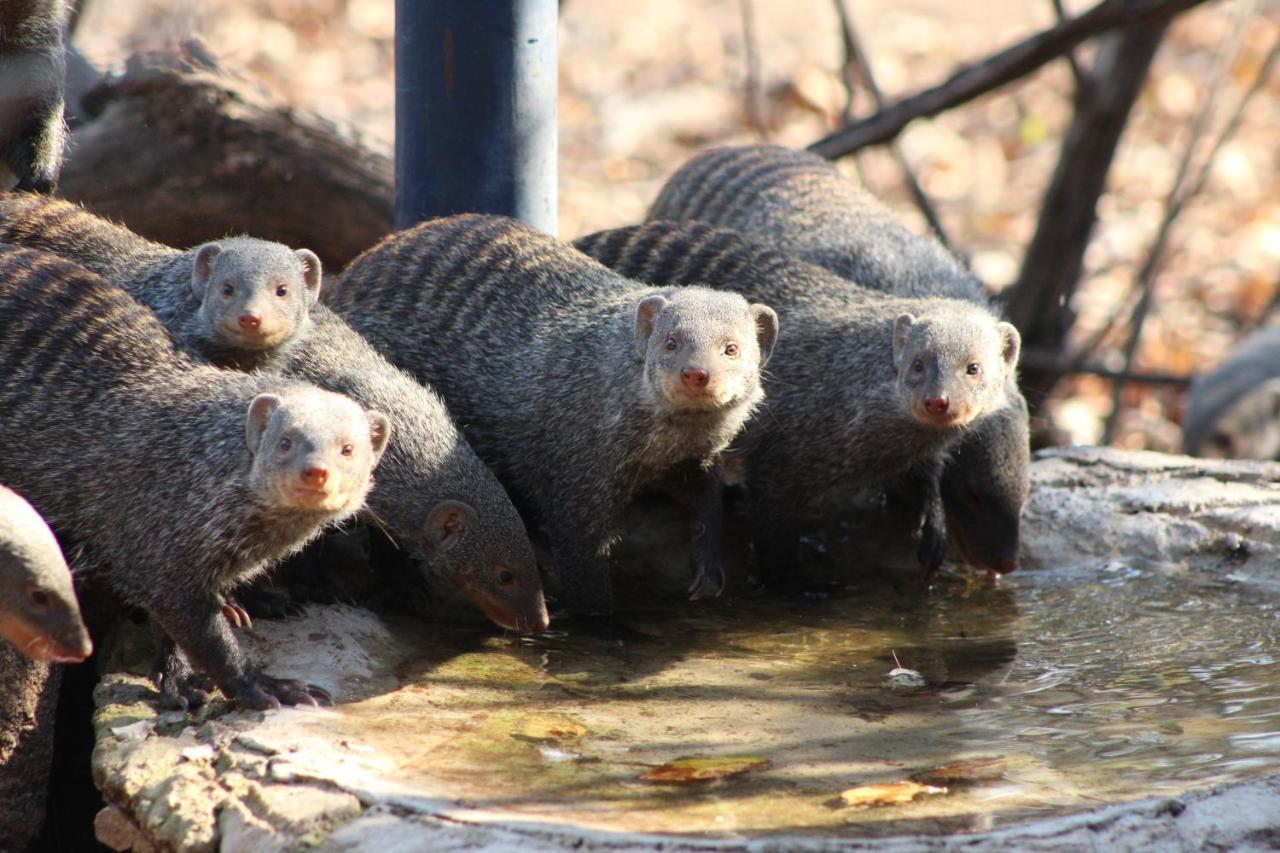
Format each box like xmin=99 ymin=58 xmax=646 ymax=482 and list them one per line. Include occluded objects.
xmin=154 ymin=669 xmax=216 ymax=712
xmin=233 ymin=583 xmax=307 ymax=621
xmin=688 ymin=560 xmax=726 ymax=600
xmin=236 ymin=673 xmax=333 ymax=709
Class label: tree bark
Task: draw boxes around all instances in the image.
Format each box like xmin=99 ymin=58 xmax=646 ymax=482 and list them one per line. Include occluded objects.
xmin=58 ymin=42 xmax=394 ymax=271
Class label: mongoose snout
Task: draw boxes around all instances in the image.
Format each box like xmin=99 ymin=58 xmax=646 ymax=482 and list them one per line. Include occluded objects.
xmin=0 ymin=484 xmax=91 ymax=665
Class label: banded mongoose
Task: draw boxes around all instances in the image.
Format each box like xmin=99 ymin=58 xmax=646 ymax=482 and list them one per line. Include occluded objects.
xmin=1183 ymin=326 xmax=1280 ymax=459
xmin=331 ymin=214 xmax=779 ymax=613
xmin=0 ymin=483 xmax=91 ymax=664
xmin=0 ymin=194 xmax=322 ymax=370
xmin=0 ymin=193 xmax=550 ymax=633
xmin=574 ymin=221 xmax=1020 ymax=577
xmin=0 ymin=1 xmax=67 ymax=192
xmin=645 ymin=143 xmax=1031 ymax=574
xmin=0 ymin=245 xmax=392 ymax=709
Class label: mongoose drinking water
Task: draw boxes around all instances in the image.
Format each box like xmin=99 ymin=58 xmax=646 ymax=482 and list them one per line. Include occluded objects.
xmin=574 ymin=221 xmax=1020 ymax=576
xmin=0 ymin=1 xmax=67 ymax=192
xmin=1183 ymin=326 xmax=1280 ymax=460
xmin=0 ymin=244 xmax=391 ymax=709
xmin=0 ymin=193 xmax=550 ymax=633
xmin=331 ymin=214 xmax=778 ymax=613
xmin=645 ymin=144 xmax=1030 ymax=574
xmin=0 ymin=483 xmax=91 ymax=664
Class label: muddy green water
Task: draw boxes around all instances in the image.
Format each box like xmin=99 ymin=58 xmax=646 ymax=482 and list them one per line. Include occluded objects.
xmin=330 ymin=564 xmax=1280 ymax=838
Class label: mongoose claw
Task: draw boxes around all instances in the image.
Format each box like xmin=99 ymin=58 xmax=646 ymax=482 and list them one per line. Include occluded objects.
xmin=154 ymin=669 xmax=215 ymax=712
xmin=688 ymin=561 xmax=726 ymax=600
xmin=221 ymin=603 xmax=253 ymax=629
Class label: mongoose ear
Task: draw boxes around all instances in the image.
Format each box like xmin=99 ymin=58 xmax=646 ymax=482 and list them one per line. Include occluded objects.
xmin=751 ymin=304 xmax=779 ymax=365
xmin=367 ymin=411 xmax=393 ymax=465
xmin=245 ymin=394 xmax=281 ymax=451
xmin=193 ymin=242 xmax=222 ymax=298
xmin=634 ymin=295 xmax=668 ymax=357
xmin=295 ymin=249 xmax=323 ymax=305
xmin=425 ymin=500 xmax=477 ymax=554
xmin=997 ymin=321 xmax=1021 ymax=369
xmin=893 ymin=313 xmax=916 ymax=366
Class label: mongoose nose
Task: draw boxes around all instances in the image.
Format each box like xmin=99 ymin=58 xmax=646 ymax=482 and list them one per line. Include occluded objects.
xmin=238 ymin=313 xmax=262 ymax=330
xmin=924 ymin=395 xmax=950 ymax=416
xmin=681 ymin=367 xmax=710 ymax=390
xmin=300 ymin=466 xmax=329 ymax=487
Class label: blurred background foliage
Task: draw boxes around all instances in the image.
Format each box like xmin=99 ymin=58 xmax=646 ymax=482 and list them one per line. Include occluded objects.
xmin=74 ymin=0 xmax=1280 ymax=452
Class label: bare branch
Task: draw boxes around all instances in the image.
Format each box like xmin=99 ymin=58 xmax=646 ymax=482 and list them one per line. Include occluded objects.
xmin=1004 ymin=21 xmax=1171 ymax=408
xmin=739 ymin=0 xmax=768 ymax=138
xmin=809 ymin=0 xmax=1211 ymax=160
xmin=1049 ymin=0 xmax=1090 ymax=91
xmin=1019 ymin=349 xmax=1193 ymax=386
xmin=1102 ymin=18 xmax=1278 ymax=442
xmin=830 ymin=0 xmax=954 ymax=251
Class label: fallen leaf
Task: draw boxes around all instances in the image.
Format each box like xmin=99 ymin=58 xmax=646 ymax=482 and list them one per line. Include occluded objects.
xmin=641 ymin=756 xmax=770 ymax=785
xmin=910 ymin=757 xmax=1005 ymax=786
xmin=837 ymin=780 xmax=945 ymax=808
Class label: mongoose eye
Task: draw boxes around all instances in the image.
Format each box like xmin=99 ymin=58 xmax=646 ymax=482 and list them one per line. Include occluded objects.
xmin=498 ymin=569 xmax=516 ymax=586
xmin=221 ymin=282 xmax=235 ymax=297
xmin=911 ymin=358 xmax=924 ymax=374
xmin=28 ymin=588 xmax=50 ymax=609
xmin=278 ymin=437 xmax=292 ymax=453
xmin=275 ymin=284 xmax=289 ymax=298
xmin=966 ymin=362 xmax=982 ymax=377
xmin=664 ymin=335 xmax=678 ymax=352
xmin=340 ymin=444 xmax=354 ymax=457
xmin=724 ymin=342 xmax=740 ymax=357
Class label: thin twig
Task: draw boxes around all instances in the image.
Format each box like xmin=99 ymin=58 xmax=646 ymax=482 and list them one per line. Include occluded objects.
xmin=1049 ymin=0 xmax=1090 ymax=91
xmin=1019 ymin=349 xmax=1193 ymax=386
xmin=1102 ymin=8 xmax=1275 ymax=443
xmin=831 ymin=0 xmax=953 ymax=251
xmin=739 ymin=0 xmax=768 ymax=138
xmin=809 ymin=0 xmax=1210 ymax=159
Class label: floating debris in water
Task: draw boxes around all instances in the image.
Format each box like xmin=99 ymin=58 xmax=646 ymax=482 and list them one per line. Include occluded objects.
xmin=910 ymin=757 xmax=1006 ymax=787
xmin=837 ymin=780 xmax=946 ymax=808
xmin=884 ymin=650 xmax=926 ymax=691
xmin=641 ymin=756 xmax=770 ymax=785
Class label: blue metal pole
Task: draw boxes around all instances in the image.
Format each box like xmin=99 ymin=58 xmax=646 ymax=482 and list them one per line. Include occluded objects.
xmin=395 ymin=0 xmax=558 ymax=235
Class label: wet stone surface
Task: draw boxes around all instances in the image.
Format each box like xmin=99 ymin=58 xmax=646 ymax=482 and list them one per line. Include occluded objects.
xmin=91 ymin=448 xmax=1280 ymax=850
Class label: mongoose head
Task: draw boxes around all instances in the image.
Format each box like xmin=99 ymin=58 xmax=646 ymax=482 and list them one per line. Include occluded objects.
xmin=0 ymin=485 xmax=92 ymax=664
xmin=635 ymin=289 xmax=779 ymax=413
xmin=940 ymin=393 xmax=1030 ymax=574
xmin=192 ymin=239 xmax=322 ymax=353
xmin=416 ymin=498 xmax=551 ymax=633
xmin=893 ymin=309 xmax=1021 ymax=431
xmin=1190 ymin=377 xmax=1280 ymax=460
xmin=246 ymin=389 xmax=392 ymax=515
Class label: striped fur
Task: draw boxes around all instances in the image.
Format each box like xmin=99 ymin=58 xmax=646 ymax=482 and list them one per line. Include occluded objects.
xmin=332 ymin=214 xmax=777 ymax=612
xmin=0 ymin=193 xmax=549 ymax=632
xmin=574 ymin=221 xmax=1019 ymax=576
xmin=644 ymin=144 xmax=1030 ymax=574
xmin=0 ymin=193 xmax=318 ymax=371
xmin=0 ymin=244 xmax=378 ymax=707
